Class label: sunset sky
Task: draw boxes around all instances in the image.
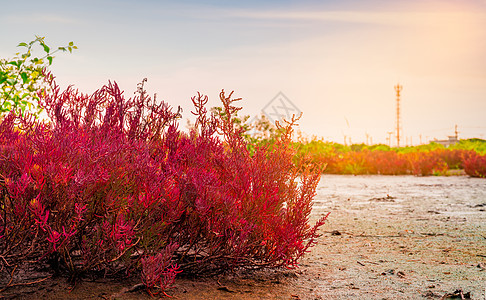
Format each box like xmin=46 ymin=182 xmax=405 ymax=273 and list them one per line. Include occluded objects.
xmin=2 ymin=0 xmax=485 ymax=145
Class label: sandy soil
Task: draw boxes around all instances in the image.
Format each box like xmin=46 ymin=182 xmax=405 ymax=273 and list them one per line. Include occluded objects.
xmin=2 ymin=175 xmax=485 ymax=299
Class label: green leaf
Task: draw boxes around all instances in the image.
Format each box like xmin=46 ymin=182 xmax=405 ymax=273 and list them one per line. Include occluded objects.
xmin=42 ymin=43 xmax=50 ymax=53
xmin=47 ymin=56 xmax=53 ymax=65
xmin=20 ymin=72 xmax=29 ymax=84
xmin=32 ymin=58 xmax=43 ymax=65
xmin=3 ymin=102 xmax=12 ymax=111
xmin=12 ymin=94 xmax=20 ymax=103
xmin=18 ymin=42 xmax=28 ymax=47
xmin=69 ymin=41 xmax=74 ymax=46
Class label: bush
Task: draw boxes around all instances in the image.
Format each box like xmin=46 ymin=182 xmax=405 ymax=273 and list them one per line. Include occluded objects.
xmin=463 ymin=152 xmax=486 ymax=178
xmin=294 ymin=138 xmax=486 ymax=177
xmin=366 ymin=150 xmax=410 ymax=175
xmin=0 ymin=74 xmax=327 ymax=293
xmin=407 ymin=151 xmax=448 ymax=176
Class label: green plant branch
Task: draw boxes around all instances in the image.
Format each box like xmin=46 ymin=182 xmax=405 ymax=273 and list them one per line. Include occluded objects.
xmin=0 ymin=35 xmax=77 ymax=115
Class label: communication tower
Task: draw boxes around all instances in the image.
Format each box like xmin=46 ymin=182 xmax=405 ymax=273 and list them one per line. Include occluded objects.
xmin=394 ymin=83 xmax=402 ymax=147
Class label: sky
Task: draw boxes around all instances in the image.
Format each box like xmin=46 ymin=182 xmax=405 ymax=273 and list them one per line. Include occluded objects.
xmin=1 ymin=0 xmax=486 ymax=145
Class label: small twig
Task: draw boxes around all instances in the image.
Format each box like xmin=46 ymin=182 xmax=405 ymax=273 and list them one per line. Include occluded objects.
xmin=108 ymin=283 xmax=146 ymax=300
xmin=0 ymin=274 xmax=52 ymax=293
xmin=109 ymin=237 xmax=141 ymax=262
xmin=217 ymin=286 xmax=236 ymax=293
xmin=0 ymin=255 xmax=11 ymax=267
xmin=0 ymin=264 xmax=17 ymax=292
xmin=126 ymin=283 xmax=146 ymax=293
xmin=162 ymin=291 xmax=173 ymax=298
xmin=356 ymin=234 xmax=403 ymax=238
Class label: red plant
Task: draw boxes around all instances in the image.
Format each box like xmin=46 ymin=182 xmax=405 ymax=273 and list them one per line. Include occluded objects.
xmin=367 ymin=150 xmax=410 ymax=175
xmin=463 ymin=152 xmax=486 ymax=177
xmin=0 ymin=74 xmax=327 ymax=293
xmin=295 ymin=142 xmax=480 ymax=176
xmin=435 ymin=149 xmax=471 ymax=169
xmin=141 ymin=243 xmax=181 ymax=294
xmin=407 ymin=151 xmax=448 ymax=176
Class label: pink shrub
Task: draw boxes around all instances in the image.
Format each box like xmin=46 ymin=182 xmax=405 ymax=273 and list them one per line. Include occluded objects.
xmin=0 ymin=74 xmax=327 ymax=293
xmin=141 ymin=243 xmax=181 ymax=293
xmin=463 ymin=152 xmax=486 ymax=177
xmin=407 ymin=151 xmax=448 ymax=176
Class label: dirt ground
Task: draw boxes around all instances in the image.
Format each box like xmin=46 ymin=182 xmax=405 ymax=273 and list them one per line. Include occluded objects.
xmin=1 ymin=175 xmax=485 ymax=299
